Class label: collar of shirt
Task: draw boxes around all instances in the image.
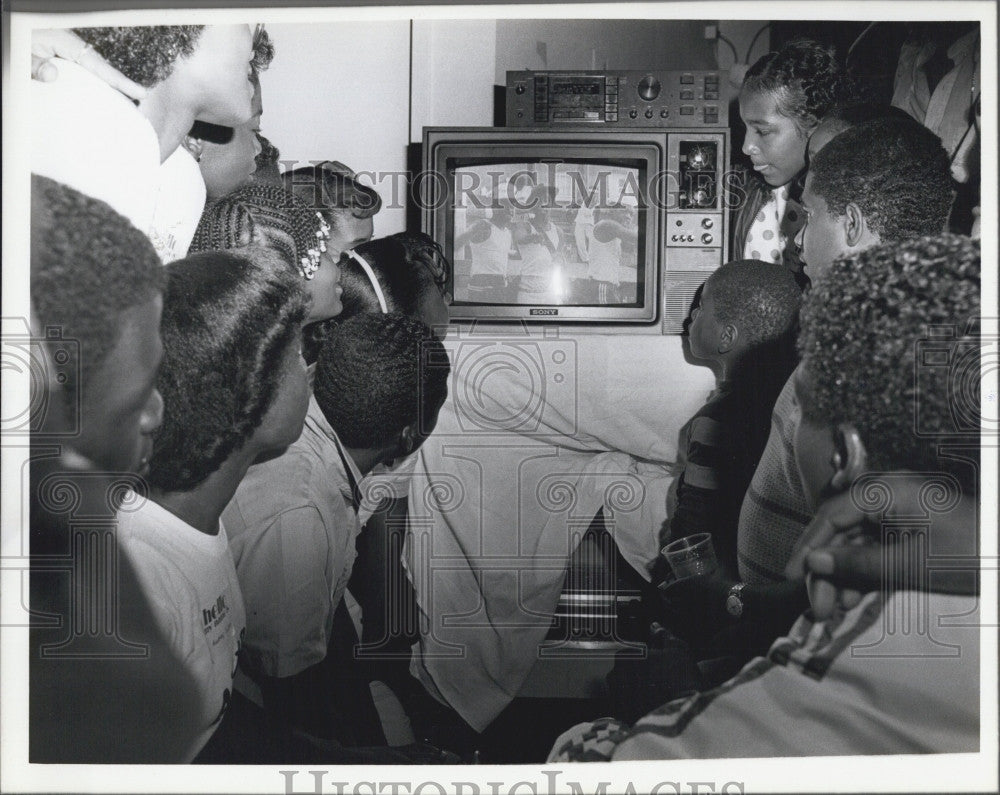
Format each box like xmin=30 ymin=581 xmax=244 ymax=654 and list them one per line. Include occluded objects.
xmin=304 ymin=395 xmax=364 ymax=510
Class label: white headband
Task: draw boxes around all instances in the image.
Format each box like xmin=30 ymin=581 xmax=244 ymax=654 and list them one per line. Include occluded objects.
xmin=349 ymin=250 xmax=388 ymax=314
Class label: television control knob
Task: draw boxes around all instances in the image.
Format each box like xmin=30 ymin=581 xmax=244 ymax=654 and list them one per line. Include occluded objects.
xmin=629 ymin=109 xmax=638 ymax=119
xmin=660 ymin=108 xmax=669 ymax=118
xmin=686 ymin=235 xmax=694 ymax=242
xmin=701 ymin=218 xmax=714 ymax=229
xmin=515 ymin=83 xmax=526 ymax=95
xmin=670 ymin=234 xmax=678 ymax=242
xmin=701 ymin=233 xmax=714 ymax=244
xmin=637 ymin=75 xmax=662 ymax=101
xmin=645 ymin=108 xmax=654 ymax=119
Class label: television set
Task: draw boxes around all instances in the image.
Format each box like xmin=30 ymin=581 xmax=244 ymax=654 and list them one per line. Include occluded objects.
xmin=421 ymin=127 xmax=729 ymax=332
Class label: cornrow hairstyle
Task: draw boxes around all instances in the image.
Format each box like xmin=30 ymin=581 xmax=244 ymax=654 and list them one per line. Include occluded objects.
xmin=742 ymin=38 xmax=848 ymax=134
xmin=251 ymin=24 xmax=274 ymax=73
xmin=808 ymin=116 xmax=954 ymax=242
xmin=303 ymin=232 xmax=451 ymax=363
xmin=797 ymin=234 xmax=980 ymax=494
xmin=190 ymin=183 xmax=329 ymax=279
xmin=312 ymin=312 xmax=450 ymax=450
xmin=282 ymin=165 xmax=382 ymax=228
xmin=73 ymin=26 xmax=204 ymax=88
xmin=147 ymin=247 xmax=307 ymax=492
xmin=30 ymin=174 xmax=165 ymax=412
xmin=708 ymin=259 xmax=802 ymax=350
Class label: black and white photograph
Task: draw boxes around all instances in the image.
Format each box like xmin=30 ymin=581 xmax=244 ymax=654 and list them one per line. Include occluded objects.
xmin=1 ymin=1 xmax=996 ymax=792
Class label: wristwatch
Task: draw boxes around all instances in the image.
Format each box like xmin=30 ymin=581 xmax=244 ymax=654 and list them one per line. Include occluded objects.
xmin=725 ymin=583 xmax=747 ymax=619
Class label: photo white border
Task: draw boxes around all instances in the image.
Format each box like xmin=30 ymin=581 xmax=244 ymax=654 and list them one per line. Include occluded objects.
xmin=2 ymin=2 xmax=997 ymax=792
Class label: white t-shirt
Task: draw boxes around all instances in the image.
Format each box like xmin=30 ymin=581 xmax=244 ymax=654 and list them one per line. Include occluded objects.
xmin=117 ymin=493 xmax=246 ymax=761
xmin=32 ymin=59 xmax=206 ymax=263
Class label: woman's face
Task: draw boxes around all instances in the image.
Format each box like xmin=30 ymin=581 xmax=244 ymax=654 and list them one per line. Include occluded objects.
xmin=739 ymin=89 xmax=810 ymax=188
xmin=304 ymin=249 xmax=344 ymax=324
xmin=199 ymin=81 xmax=263 ymax=200
xmin=179 ymin=24 xmax=255 ymax=127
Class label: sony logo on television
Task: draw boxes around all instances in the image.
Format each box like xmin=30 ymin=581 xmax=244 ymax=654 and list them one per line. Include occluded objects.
xmin=530 ymin=308 xmax=559 ymax=316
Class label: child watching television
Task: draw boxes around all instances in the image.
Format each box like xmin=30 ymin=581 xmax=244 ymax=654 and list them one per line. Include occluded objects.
xmin=550 ymin=233 xmax=980 ymax=761
xmin=220 ymin=312 xmax=450 ymax=747
xmin=666 ymin=260 xmax=801 ymax=579
xmin=116 ymin=248 xmax=310 ymax=761
xmin=283 ymin=162 xmax=383 ymax=259
xmin=190 ymin=183 xmax=344 ymax=326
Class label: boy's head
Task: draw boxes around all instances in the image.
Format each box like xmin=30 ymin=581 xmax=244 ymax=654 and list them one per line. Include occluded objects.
xmin=31 ymin=175 xmax=165 ymax=474
xmin=807 ymin=103 xmax=914 ymax=162
xmin=74 ymin=24 xmax=254 ymax=127
xmin=796 ymin=116 xmax=953 ymax=283
xmin=147 ymin=248 xmax=308 ymax=493
xmin=312 ymin=313 xmax=450 ymax=471
xmin=793 ymin=235 xmax=980 ymax=511
xmin=688 ymin=260 xmax=801 ymax=366
xmin=282 ymin=164 xmax=382 ymax=259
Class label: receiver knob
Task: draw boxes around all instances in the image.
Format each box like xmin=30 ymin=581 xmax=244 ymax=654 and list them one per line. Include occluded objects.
xmin=637 ymin=75 xmax=661 ymax=102
xmin=701 ymin=233 xmax=714 ymax=244
xmin=701 ymin=218 xmax=714 ymax=229
xmin=628 ymin=109 xmax=638 ymax=119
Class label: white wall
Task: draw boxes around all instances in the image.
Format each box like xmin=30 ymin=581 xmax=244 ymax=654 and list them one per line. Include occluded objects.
xmin=260 ymin=19 xmax=767 ymax=235
xmin=411 ymin=20 xmax=497 ymax=135
xmin=261 ymin=22 xmax=412 ymax=235
xmin=494 ymin=18 xmax=716 ymax=79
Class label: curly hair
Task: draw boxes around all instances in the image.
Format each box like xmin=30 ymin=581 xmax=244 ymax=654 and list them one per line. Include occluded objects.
xmin=30 ymin=175 xmax=165 ymax=407
xmin=304 ymin=232 xmax=451 ymax=362
xmin=797 ymin=235 xmax=980 ymax=493
xmin=808 ymin=116 xmax=954 ymax=241
xmin=282 ymin=164 xmax=382 ymax=229
xmin=313 ymin=313 xmax=450 ymax=450
xmin=708 ymin=259 xmax=802 ymax=350
xmin=147 ymin=247 xmax=307 ymax=492
xmin=73 ymin=26 xmax=204 ymax=88
xmin=742 ymin=39 xmax=849 ymax=134
xmin=251 ymin=24 xmax=274 ymax=73
xmin=190 ymin=183 xmax=328 ymax=279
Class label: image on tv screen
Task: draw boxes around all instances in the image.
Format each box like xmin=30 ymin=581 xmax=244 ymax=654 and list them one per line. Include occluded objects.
xmin=450 ymin=161 xmax=642 ymax=306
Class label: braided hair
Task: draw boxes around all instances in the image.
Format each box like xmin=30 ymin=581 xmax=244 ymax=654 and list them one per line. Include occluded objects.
xmin=190 ymin=183 xmax=330 ymax=279
xmin=147 ymin=247 xmax=307 ymax=492
xmin=304 ymin=232 xmax=451 ymax=363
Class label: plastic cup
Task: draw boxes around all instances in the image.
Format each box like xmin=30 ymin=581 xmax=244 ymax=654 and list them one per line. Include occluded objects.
xmin=660 ymin=533 xmax=718 ymax=582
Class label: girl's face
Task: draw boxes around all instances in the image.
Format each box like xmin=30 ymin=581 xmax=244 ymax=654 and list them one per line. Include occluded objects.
xmin=304 ymin=249 xmax=343 ymax=324
xmin=327 ymin=213 xmax=374 ymax=260
xmin=739 ymin=89 xmax=810 ymax=188
xmin=179 ymin=24 xmax=255 ymax=127
xmin=199 ymin=82 xmax=263 ymax=200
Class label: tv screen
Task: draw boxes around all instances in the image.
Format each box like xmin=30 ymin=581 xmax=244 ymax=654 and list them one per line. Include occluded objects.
xmin=423 ymin=128 xmax=666 ymax=325
xmin=451 ymin=160 xmax=643 ymax=308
